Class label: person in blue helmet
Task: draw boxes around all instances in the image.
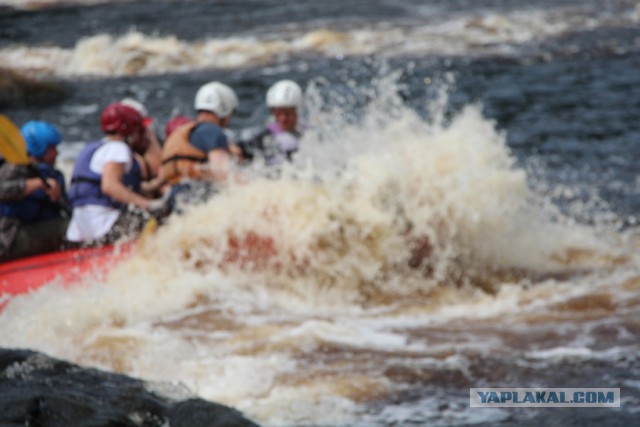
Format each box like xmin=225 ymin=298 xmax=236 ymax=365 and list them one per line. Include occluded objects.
xmin=0 ymin=120 xmax=70 ymax=262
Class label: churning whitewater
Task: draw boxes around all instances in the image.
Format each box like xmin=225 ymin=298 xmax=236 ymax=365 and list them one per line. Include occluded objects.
xmin=2 ymin=78 xmax=637 ymax=425
xmin=2 ymin=1 xmax=639 ymax=77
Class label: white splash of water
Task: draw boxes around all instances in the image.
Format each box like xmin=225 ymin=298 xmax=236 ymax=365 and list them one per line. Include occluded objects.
xmin=1 ymin=69 xmax=635 ymax=427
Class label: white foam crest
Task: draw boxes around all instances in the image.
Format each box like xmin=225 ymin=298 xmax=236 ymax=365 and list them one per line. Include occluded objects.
xmin=246 ymin=386 xmax=359 ymax=427
xmin=526 ymin=345 xmax=635 ymax=362
xmin=0 ymin=46 xmax=71 ymax=75
xmin=272 ymin=319 xmax=412 ymax=351
xmin=179 ymin=354 xmax=294 ymax=404
xmin=2 ymin=3 xmax=638 ymax=77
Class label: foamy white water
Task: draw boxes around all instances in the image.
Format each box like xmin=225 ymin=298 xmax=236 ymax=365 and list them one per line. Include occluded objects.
xmin=1 ymin=2 xmax=638 ymax=77
xmin=1 ymin=77 xmax=637 ymax=425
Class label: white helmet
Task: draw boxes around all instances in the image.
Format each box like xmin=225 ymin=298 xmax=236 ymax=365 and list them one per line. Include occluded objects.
xmin=194 ymin=81 xmax=238 ymax=118
xmin=266 ymin=80 xmax=303 ymax=109
xmin=121 ymin=98 xmax=148 ymax=117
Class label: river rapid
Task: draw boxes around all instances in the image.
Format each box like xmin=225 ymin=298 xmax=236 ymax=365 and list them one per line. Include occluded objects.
xmin=1 ymin=1 xmax=640 ymax=426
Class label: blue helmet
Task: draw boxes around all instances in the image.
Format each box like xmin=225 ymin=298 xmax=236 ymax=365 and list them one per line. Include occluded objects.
xmin=21 ymin=121 xmax=62 ymax=158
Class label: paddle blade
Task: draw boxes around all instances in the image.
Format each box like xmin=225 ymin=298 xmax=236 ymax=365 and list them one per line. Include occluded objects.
xmin=0 ymin=115 xmax=29 ymax=165
xmin=137 ymin=217 xmax=158 ymax=249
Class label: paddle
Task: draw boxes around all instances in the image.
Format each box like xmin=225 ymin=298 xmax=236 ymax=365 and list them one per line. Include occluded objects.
xmin=0 ymin=114 xmax=71 ymax=215
xmin=135 ymin=216 xmax=158 ymax=250
xmin=0 ymin=115 xmax=32 ymax=166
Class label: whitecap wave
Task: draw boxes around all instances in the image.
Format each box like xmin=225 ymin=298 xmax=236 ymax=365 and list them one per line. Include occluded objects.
xmin=1 ymin=3 xmax=637 ymax=77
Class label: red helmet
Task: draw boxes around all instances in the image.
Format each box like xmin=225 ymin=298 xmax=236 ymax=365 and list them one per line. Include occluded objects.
xmin=164 ymin=115 xmax=192 ymax=139
xmin=100 ymin=102 xmax=144 ymax=137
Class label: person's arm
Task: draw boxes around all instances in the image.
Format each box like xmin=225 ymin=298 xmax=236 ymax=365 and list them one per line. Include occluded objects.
xmin=0 ymin=163 xmax=27 ymax=201
xmin=101 ymin=161 xmax=150 ymax=209
xmin=23 ymin=178 xmax=47 ymax=196
xmin=209 ymin=148 xmax=249 ymax=185
xmin=143 ymin=125 xmax=163 ymax=176
xmin=38 ymin=177 xmax=61 ymax=202
xmin=141 ymin=167 xmax=167 ymax=196
xmin=208 ymin=149 xmax=233 ymax=183
xmin=134 ymin=153 xmax=151 ymax=181
xmin=228 ymin=142 xmax=244 ymax=160
xmin=1 ymin=176 xmax=58 ymax=201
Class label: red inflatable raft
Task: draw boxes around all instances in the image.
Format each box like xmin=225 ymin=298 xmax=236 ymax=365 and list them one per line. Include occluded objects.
xmin=0 ymin=243 xmax=134 ymax=306
xmin=0 ymin=232 xmax=278 ymax=310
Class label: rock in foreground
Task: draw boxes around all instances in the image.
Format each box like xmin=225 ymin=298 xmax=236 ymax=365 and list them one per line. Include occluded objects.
xmin=0 ymin=348 xmax=260 ymax=427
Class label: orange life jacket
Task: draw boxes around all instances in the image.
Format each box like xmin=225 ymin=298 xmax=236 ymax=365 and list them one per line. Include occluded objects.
xmin=161 ymin=121 xmax=209 ymax=185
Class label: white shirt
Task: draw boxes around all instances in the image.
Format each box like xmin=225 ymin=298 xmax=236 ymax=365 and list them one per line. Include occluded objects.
xmin=66 ymin=139 xmax=134 ymax=242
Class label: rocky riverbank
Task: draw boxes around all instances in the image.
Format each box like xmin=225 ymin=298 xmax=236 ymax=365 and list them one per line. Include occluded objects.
xmin=0 ymin=348 xmax=260 ymax=427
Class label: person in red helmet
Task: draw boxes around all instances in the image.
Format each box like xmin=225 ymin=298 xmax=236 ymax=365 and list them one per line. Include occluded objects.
xmin=164 ymin=115 xmax=192 ymax=140
xmin=65 ymin=102 xmax=169 ymax=245
xmin=121 ymin=97 xmax=165 ymax=197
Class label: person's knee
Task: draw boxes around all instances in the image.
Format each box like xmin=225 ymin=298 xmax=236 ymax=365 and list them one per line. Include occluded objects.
xmin=2 ymin=218 xmax=68 ymax=260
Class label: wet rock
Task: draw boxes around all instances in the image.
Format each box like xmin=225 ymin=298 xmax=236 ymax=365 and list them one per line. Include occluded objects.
xmin=0 ymin=348 xmax=260 ymax=427
xmin=0 ymin=68 xmax=67 ymax=108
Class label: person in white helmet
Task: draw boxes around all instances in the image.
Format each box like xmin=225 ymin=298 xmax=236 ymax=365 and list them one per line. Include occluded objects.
xmin=239 ymin=79 xmax=303 ymax=166
xmin=161 ymin=81 xmax=241 ymax=205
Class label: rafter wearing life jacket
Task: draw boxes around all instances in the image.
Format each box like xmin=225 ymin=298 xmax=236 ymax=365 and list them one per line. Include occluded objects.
xmin=0 ymin=163 xmax=66 ymax=222
xmin=68 ymin=139 xmax=143 ymax=209
xmin=160 ymin=121 xmax=211 ymax=185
